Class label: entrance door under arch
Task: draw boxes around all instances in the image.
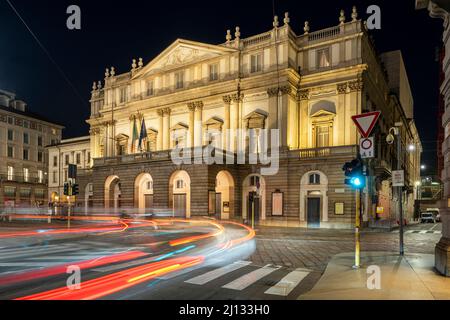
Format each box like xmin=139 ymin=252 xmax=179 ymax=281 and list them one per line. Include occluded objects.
xmin=307 ymin=197 xmax=321 ymax=228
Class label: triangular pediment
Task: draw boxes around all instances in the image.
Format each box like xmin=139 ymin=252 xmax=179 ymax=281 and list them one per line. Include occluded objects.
xmin=133 ymin=39 xmax=237 ymax=79
xmin=311 ymin=110 xmax=336 ymax=118
xmin=171 ymin=122 xmax=189 ymax=131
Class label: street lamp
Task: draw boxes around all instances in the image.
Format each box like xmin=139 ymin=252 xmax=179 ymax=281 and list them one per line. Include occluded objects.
xmin=408 ymin=144 xmax=415 ymax=151
xmin=421 ymin=164 xmax=426 ymax=170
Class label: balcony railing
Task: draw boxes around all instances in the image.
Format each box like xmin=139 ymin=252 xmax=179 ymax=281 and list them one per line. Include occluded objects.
xmin=296 ymin=145 xmax=357 ymax=159
xmin=0 ymin=173 xmax=47 ymax=184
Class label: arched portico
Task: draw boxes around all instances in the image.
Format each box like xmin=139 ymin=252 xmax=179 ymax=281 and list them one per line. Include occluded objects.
xmin=105 ymin=175 xmax=121 ymax=209
xmin=215 ymin=170 xmax=235 ymax=220
xmin=134 ymin=173 xmax=154 ymax=210
xmin=242 ymin=174 xmax=266 ymax=221
xmin=300 ymin=171 xmax=329 ymax=228
xmin=84 ymin=183 xmax=93 ymax=212
xmin=169 ymin=170 xmax=191 ymax=218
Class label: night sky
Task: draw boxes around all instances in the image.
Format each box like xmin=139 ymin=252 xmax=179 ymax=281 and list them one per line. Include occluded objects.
xmin=0 ymin=0 xmax=443 ymax=175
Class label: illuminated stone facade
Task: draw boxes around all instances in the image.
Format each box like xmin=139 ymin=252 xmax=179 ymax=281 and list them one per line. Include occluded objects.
xmin=77 ymin=10 xmax=421 ymax=229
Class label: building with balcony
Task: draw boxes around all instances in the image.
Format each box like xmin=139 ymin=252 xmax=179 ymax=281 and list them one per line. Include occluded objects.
xmin=75 ymin=8 xmax=421 ymax=228
xmin=416 ymin=0 xmax=450 ymax=276
xmin=46 ymin=136 xmax=91 ymax=205
xmin=0 ymin=89 xmax=63 ymax=207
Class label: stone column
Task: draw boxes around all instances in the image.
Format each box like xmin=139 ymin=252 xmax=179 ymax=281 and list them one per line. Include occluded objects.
xmin=194 ymin=102 xmax=203 ymax=147
xmin=222 ymin=95 xmax=231 ymax=150
xmin=162 ymin=108 xmax=171 ymax=150
xmin=298 ymin=89 xmax=309 ymax=149
xmin=157 ymin=110 xmax=163 ymax=150
xmin=230 ymin=94 xmax=242 ymax=152
xmin=278 ymin=85 xmax=291 ymax=149
xmin=188 ymin=103 xmax=195 ymax=148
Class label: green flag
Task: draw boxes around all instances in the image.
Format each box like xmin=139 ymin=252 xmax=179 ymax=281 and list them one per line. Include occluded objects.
xmin=131 ymin=116 xmax=139 ymax=153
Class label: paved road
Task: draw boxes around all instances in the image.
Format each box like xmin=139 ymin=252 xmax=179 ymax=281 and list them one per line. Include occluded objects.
xmin=0 ymin=218 xmax=443 ymax=300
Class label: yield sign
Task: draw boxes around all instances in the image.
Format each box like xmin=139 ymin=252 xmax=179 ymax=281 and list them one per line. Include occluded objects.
xmin=351 ymin=111 xmax=381 ymax=138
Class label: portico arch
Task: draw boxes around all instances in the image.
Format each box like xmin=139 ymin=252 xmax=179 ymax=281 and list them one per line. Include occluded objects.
xmin=300 ymin=170 xmax=329 ymax=227
xmin=105 ymin=175 xmax=121 ymax=209
xmin=134 ymin=172 xmax=154 ymax=210
xmin=169 ymin=170 xmax=191 ymax=218
xmin=215 ymin=170 xmax=235 ymax=219
xmin=242 ymin=174 xmax=266 ymax=221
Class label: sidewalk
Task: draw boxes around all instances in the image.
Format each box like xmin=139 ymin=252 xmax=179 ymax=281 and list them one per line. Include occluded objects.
xmin=299 ymin=251 xmax=450 ymax=300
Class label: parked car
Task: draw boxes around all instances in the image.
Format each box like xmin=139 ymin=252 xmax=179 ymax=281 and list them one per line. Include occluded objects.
xmin=420 ymin=211 xmax=437 ymax=223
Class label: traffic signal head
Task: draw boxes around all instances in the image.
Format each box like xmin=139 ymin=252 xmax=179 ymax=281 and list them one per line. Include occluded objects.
xmin=343 ymin=158 xmax=365 ymax=189
xmin=63 ymin=183 xmax=69 ymax=196
xmin=72 ymin=184 xmax=79 ymax=196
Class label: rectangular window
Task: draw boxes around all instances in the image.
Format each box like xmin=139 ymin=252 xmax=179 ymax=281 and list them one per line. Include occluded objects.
xmin=38 ymin=151 xmax=43 ymax=162
xmin=315 ymin=125 xmax=330 ymax=148
xmin=76 ymin=153 xmax=81 ymax=164
xmin=120 ymin=87 xmax=127 ymax=103
xmin=38 ymin=170 xmax=44 ymax=183
xmin=23 ymin=133 xmax=29 ymax=144
xmin=146 ymin=80 xmax=154 ymax=96
xmin=35 ymin=189 xmax=45 ymax=199
xmin=7 ymin=146 xmax=13 ymax=158
xmin=250 ymin=53 xmax=263 ymax=73
xmin=23 ymin=120 xmax=29 ymax=128
xmin=20 ymin=188 xmax=31 ymax=198
xmin=176 ymin=180 xmax=184 ymax=189
xmin=7 ymin=129 xmax=13 ymax=141
xmin=175 ymin=71 xmax=184 ymax=89
xmin=23 ymin=168 xmax=29 ymax=182
xmin=64 ymin=169 xmax=68 ymax=182
xmin=65 ymin=154 xmax=70 ymax=166
xmin=38 ymin=136 xmax=43 ymax=146
xmin=4 ymin=186 xmax=16 ymax=198
xmin=23 ymin=149 xmax=29 ymax=161
xmin=209 ymin=64 xmax=219 ymax=81
xmin=53 ymin=156 xmax=58 ymax=167
xmin=317 ymin=48 xmax=330 ymax=68
xmin=87 ymin=152 xmax=91 ymax=164
xmin=7 ymin=117 xmax=13 ymax=125
xmin=52 ymin=171 xmax=57 ymax=183
xmin=7 ymin=166 xmax=14 ymax=181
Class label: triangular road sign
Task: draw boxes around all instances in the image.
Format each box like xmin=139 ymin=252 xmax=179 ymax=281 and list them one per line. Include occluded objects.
xmin=351 ymin=111 xmax=381 ymax=138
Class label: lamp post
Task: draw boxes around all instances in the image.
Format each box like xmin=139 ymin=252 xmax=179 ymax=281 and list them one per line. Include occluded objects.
xmin=387 ymin=124 xmax=404 ymax=256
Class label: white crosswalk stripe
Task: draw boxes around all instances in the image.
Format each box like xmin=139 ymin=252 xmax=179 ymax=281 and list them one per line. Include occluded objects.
xmin=185 ymin=261 xmax=252 ymax=285
xmin=264 ymin=268 xmax=310 ymax=296
xmin=222 ymin=264 xmax=281 ymax=291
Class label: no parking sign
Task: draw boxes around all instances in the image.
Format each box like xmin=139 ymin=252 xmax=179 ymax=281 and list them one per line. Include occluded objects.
xmin=360 ymin=137 xmax=374 ymax=159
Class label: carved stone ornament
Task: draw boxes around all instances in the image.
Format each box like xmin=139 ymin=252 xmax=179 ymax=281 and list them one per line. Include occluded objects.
xmin=348 ymin=79 xmax=364 ymax=92
xmin=298 ymin=89 xmax=309 ymax=101
xmin=337 ymin=83 xmax=348 ymax=94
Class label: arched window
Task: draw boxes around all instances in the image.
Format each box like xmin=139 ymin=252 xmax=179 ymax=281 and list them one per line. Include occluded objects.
xmin=309 ymin=173 xmax=320 ymax=185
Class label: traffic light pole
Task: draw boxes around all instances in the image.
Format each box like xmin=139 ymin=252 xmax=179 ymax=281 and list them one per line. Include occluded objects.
xmin=354 ymin=188 xmax=361 ymax=269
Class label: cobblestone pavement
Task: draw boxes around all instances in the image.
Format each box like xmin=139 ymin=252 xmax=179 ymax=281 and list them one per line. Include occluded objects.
xmin=250 ymin=223 xmax=442 ymax=273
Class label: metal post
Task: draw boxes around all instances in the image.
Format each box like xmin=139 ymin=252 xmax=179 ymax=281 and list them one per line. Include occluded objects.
xmin=354 ymin=188 xmax=361 ymax=268
xmin=251 ymin=197 xmax=255 ymax=230
xmin=397 ymin=133 xmax=404 ymax=255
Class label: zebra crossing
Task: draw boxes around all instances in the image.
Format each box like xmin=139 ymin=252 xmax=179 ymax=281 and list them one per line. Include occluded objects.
xmin=0 ymin=240 xmax=141 ymax=273
xmin=182 ymin=260 xmax=314 ymax=297
xmin=394 ymin=230 xmax=441 ymax=234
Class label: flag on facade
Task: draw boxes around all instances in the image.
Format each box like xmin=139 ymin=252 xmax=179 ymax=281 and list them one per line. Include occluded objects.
xmin=138 ymin=117 xmax=148 ymax=152
xmin=131 ymin=116 xmax=139 ymax=153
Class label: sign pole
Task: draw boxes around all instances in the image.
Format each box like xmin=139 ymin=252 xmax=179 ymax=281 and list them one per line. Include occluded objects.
xmin=397 ymin=132 xmax=404 ymax=256
xmin=354 ymin=188 xmax=361 ymax=269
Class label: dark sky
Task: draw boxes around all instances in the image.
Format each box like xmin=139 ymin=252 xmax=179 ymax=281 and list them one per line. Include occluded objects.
xmin=0 ymin=0 xmax=443 ymax=175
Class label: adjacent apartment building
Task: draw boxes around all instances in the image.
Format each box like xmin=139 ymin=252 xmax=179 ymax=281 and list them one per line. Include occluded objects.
xmin=47 ymin=136 xmax=91 ymax=205
xmin=0 ymin=89 xmax=63 ymax=206
xmin=73 ymin=8 xmax=421 ymax=228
